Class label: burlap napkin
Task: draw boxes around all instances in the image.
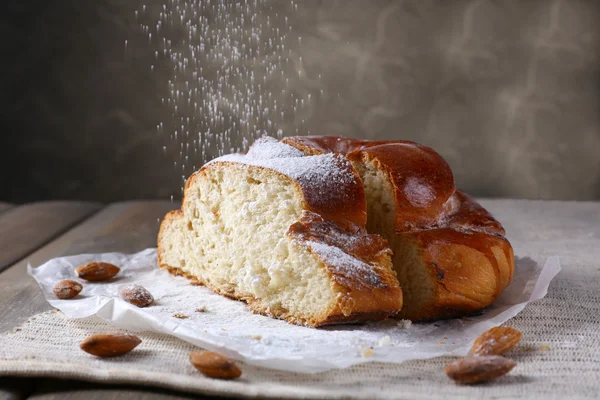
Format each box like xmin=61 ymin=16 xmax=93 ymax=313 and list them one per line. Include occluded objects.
xmin=1 ymin=262 xmax=598 ymax=400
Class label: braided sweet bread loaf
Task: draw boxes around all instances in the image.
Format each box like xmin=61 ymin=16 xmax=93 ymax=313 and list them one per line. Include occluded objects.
xmin=158 ymin=136 xmax=514 ymax=326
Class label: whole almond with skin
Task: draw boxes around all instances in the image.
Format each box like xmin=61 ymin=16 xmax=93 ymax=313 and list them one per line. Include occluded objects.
xmin=445 ymin=355 xmax=516 ymax=384
xmin=471 ymin=326 xmax=522 ymax=356
xmin=80 ymin=333 xmax=141 ymax=357
xmin=53 ymin=280 xmax=83 ymax=299
xmin=120 ymin=284 xmax=154 ymax=307
xmin=75 ymin=262 xmax=120 ymax=281
xmin=189 ymin=351 xmax=242 ymax=379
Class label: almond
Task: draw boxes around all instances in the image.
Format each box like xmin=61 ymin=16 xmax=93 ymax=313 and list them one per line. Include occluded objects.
xmin=189 ymin=351 xmax=242 ymax=379
xmin=75 ymin=262 xmax=120 ymax=281
xmin=471 ymin=326 xmax=522 ymax=356
xmin=80 ymin=332 xmax=141 ymax=357
xmin=53 ymin=280 xmax=83 ymax=299
xmin=120 ymin=284 xmax=154 ymax=307
xmin=445 ymin=355 xmax=516 ymax=384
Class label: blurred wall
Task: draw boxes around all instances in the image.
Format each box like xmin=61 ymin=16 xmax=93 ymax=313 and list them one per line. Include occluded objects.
xmin=1 ymin=0 xmax=599 ymax=203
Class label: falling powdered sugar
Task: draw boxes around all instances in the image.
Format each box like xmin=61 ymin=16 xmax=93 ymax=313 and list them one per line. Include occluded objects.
xmin=134 ymin=1 xmax=315 ymax=195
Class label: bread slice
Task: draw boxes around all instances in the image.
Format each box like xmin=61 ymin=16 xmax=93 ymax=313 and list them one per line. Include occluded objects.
xmin=158 ymin=137 xmax=403 ymax=327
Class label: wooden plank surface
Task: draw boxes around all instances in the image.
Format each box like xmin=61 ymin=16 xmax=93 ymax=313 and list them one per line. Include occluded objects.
xmin=0 ymin=377 xmax=34 ymax=400
xmin=0 ymin=201 xmax=179 ymax=400
xmin=0 ymin=202 xmax=102 ymax=273
xmin=26 ymin=378 xmax=238 ymax=400
xmin=0 ymin=201 xmax=177 ymax=334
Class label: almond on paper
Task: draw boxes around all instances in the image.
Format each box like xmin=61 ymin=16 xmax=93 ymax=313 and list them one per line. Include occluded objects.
xmin=445 ymin=355 xmax=516 ymax=384
xmin=80 ymin=333 xmax=141 ymax=357
xmin=471 ymin=326 xmax=522 ymax=356
xmin=120 ymin=284 xmax=154 ymax=307
xmin=75 ymin=262 xmax=120 ymax=281
xmin=189 ymin=351 xmax=242 ymax=379
xmin=53 ymin=280 xmax=83 ymax=299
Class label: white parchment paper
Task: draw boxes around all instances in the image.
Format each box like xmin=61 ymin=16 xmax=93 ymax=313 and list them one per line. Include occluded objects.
xmin=28 ymin=249 xmax=560 ymax=373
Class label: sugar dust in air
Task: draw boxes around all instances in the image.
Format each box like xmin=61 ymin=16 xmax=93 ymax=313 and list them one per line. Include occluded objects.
xmin=132 ymin=0 xmax=321 ymax=198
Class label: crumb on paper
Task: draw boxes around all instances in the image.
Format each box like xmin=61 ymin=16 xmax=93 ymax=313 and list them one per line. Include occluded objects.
xmin=249 ymin=335 xmax=263 ymax=341
xmin=452 ymin=341 xmax=456 ymax=345
xmin=437 ymin=339 xmax=445 ymax=344
xmin=378 ymin=335 xmax=391 ymax=347
xmin=221 ymin=328 xmax=227 ymax=331
xmin=359 ymin=345 xmax=374 ymax=357
xmin=539 ymin=344 xmax=551 ymax=351
xmin=196 ymin=306 xmax=207 ymax=312
xmin=397 ymin=319 xmax=412 ymax=329
xmin=172 ymin=313 xmax=189 ymax=319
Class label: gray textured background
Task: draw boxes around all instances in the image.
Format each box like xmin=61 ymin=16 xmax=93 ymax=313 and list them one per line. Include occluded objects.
xmin=1 ymin=0 xmax=599 ymax=203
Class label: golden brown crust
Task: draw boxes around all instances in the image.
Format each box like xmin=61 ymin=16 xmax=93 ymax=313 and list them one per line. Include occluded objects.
xmin=348 ymin=143 xmax=456 ymax=231
xmin=443 ymin=190 xmax=506 ymax=236
xmin=398 ymin=193 xmax=513 ymax=320
xmin=283 ymin=135 xmax=515 ymax=321
xmin=397 ymin=229 xmax=514 ymax=320
xmin=288 ymin=154 xmax=368 ymax=228
xmin=282 ymin=136 xmax=398 ymax=155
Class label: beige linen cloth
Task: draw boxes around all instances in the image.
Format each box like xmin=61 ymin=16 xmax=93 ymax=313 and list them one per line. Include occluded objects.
xmin=1 ymin=200 xmax=599 ymax=399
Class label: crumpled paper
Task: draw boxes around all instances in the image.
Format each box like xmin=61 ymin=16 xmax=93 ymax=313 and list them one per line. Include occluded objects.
xmin=28 ymin=249 xmax=560 ymax=373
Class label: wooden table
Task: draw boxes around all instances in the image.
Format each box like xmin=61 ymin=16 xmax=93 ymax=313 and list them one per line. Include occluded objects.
xmin=0 ymin=201 xmax=238 ymax=399
xmin=0 ymin=200 xmax=598 ymax=399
